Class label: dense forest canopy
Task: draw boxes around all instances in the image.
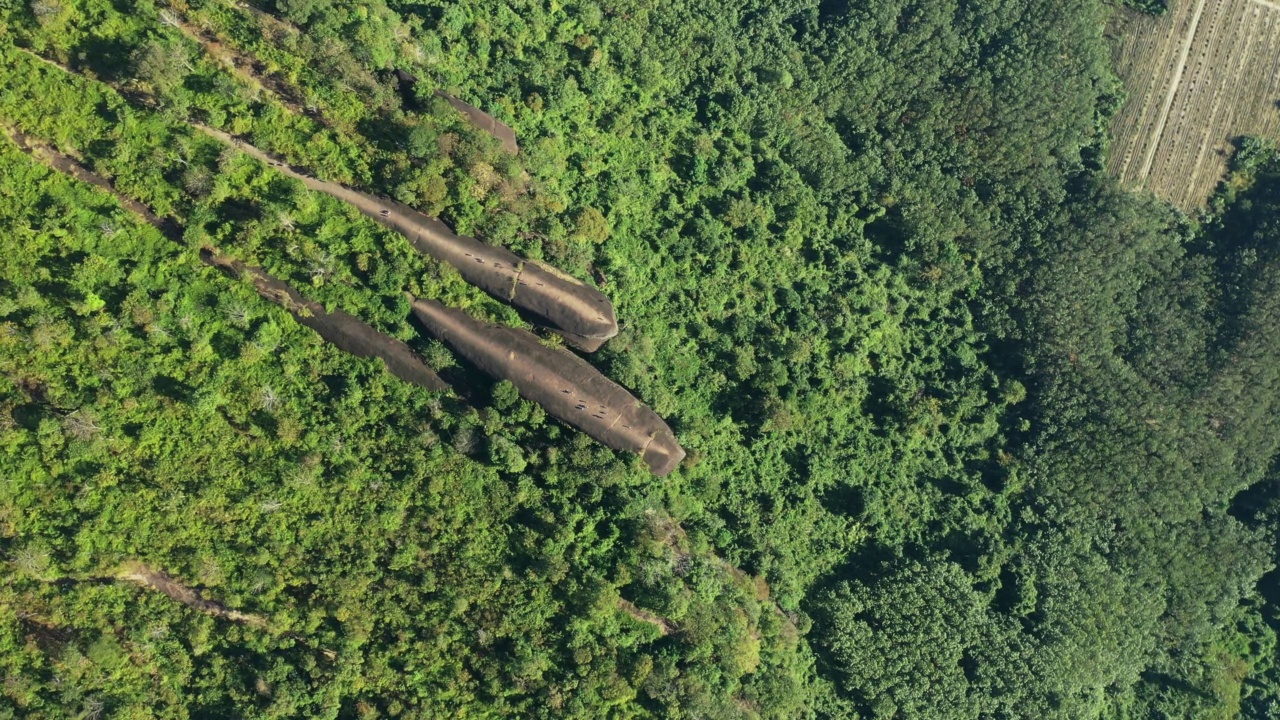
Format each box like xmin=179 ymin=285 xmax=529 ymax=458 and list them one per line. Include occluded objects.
xmin=1 ymin=0 xmax=1278 ymax=717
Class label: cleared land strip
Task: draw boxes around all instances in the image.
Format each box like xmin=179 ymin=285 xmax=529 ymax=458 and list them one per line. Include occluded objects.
xmin=1171 ymin=1 xmax=1272 ymax=206
xmin=197 ymin=127 xmax=619 ymax=348
xmin=1137 ymin=0 xmax=1210 ymax=180
xmin=1108 ymin=1 xmax=1190 ymax=184
xmin=1107 ymin=0 xmax=1280 ymax=209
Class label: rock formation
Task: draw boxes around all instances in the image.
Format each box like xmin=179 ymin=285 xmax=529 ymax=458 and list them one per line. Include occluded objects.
xmin=434 ymin=90 xmax=519 ymax=155
xmin=2 ymin=126 xmax=446 ymax=393
xmin=199 ymin=126 xmax=618 ymax=350
xmin=408 ymin=294 xmax=684 ymax=476
xmin=201 ymin=251 xmax=448 ymax=392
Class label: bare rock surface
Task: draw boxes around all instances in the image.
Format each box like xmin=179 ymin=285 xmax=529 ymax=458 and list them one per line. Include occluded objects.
xmin=2 ymin=126 xmax=447 ymax=392
xmin=409 ymin=295 xmax=684 ymax=476
xmin=433 ymin=90 xmax=520 ymax=154
xmin=199 ymin=126 xmax=617 ymax=347
xmin=202 ymin=251 xmax=448 ymax=392
xmin=4 ymin=126 xmax=175 ymax=234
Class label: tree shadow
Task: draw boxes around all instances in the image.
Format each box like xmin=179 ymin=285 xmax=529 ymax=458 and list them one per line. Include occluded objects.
xmin=70 ymin=36 xmax=135 ymax=82
xmin=152 ymin=375 xmax=196 ymax=403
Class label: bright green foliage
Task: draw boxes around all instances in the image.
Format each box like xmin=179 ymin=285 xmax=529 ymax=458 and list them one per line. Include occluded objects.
xmin=1 ymin=0 xmax=1279 ymax=717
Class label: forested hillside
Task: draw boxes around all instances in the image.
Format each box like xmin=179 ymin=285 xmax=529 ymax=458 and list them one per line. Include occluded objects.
xmin=1 ymin=0 xmax=1278 ymax=717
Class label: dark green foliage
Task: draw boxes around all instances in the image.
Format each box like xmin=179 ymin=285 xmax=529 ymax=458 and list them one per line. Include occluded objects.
xmin=1122 ymin=0 xmax=1169 ymax=15
xmin=1 ymin=0 xmax=1279 ymax=717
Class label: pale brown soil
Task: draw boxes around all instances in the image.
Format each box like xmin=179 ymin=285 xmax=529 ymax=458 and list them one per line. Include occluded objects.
xmin=25 ymin=562 xmax=335 ymax=658
xmin=609 ymin=509 xmax=804 ymax=648
xmin=116 ymin=562 xmax=270 ymax=627
xmin=199 ymin=127 xmax=617 ymax=345
xmin=1108 ymin=0 xmax=1280 ymax=208
xmin=618 ymin=598 xmax=673 ymax=635
xmin=21 ymin=563 xmax=267 ymax=627
xmin=408 ymin=295 xmax=684 ymax=476
xmin=644 ymin=509 xmax=797 ymax=634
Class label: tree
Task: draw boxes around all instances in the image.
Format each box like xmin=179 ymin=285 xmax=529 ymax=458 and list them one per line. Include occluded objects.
xmin=131 ymin=41 xmax=187 ymax=97
xmin=572 ymin=206 xmax=610 ymax=245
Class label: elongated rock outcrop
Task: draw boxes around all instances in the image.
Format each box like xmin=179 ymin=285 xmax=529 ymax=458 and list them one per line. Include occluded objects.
xmin=2 ymin=126 xmax=447 ymax=393
xmin=5 ymin=127 xmax=177 ymax=237
xmin=198 ymin=127 xmax=617 ymax=350
xmin=435 ymin=90 xmax=519 ymax=155
xmin=393 ymin=70 xmax=519 ymax=155
xmin=407 ymin=294 xmax=684 ymax=476
xmin=201 ymin=251 xmax=448 ymax=392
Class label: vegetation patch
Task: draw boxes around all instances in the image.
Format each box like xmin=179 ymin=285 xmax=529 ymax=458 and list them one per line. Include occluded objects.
xmin=3 ymin=0 xmax=1280 ymax=716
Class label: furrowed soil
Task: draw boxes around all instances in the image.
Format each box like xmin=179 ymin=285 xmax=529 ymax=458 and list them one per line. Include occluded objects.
xmin=1107 ymin=0 xmax=1280 ymax=209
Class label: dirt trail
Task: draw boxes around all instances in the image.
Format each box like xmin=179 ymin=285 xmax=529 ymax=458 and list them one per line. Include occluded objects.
xmin=117 ymin=562 xmax=270 ymax=627
xmin=1137 ymin=0 xmax=1211 ymax=180
xmin=24 ymin=562 xmax=336 ymax=658
xmin=2 ymin=126 xmax=447 ymax=392
xmin=645 ymin=509 xmax=797 ymax=634
xmin=610 ymin=509 xmax=803 ymax=642
xmin=22 ymin=563 xmax=267 ymax=627
xmin=201 ymin=251 xmax=448 ymax=391
xmin=618 ymin=598 xmax=672 ymax=635
xmin=407 ymin=294 xmax=684 ymax=476
xmin=198 ymin=126 xmax=617 ymax=347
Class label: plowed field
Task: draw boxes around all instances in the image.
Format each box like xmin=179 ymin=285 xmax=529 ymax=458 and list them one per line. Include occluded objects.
xmin=1107 ymin=0 xmax=1280 ymax=209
